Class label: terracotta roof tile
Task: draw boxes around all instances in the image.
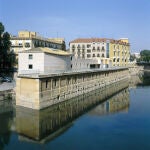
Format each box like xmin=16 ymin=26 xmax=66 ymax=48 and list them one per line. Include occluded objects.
xmin=70 ymin=38 xmax=130 ymax=46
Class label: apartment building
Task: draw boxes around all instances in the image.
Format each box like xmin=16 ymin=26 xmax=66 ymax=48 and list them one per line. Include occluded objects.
xmin=70 ymin=38 xmax=130 ymax=68
xmin=109 ymin=38 xmax=130 ymax=66
xmin=10 ymin=31 xmax=66 ymax=54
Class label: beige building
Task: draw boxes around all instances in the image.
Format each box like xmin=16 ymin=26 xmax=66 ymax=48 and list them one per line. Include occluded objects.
xmin=109 ymin=38 xmax=130 ymax=66
xmin=10 ymin=31 xmax=66 ymax=54
xmin=69 ymin=38 xmax=130 ymax=68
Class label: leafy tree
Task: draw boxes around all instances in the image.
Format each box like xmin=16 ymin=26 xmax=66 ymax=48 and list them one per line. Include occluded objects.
xmin=0 ymin=22 xmax=16 ymax=70
xmin=140 ymin=50 xmax=150 ymax=62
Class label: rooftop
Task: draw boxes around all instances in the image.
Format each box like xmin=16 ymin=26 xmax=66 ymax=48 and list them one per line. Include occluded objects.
xmin=19 ymin=47 xmax=71 ymax=56
xmin=11 ymin=30 xmax=65 ymax=44
xmin=70 ymin=38 xmax=130 ymax=45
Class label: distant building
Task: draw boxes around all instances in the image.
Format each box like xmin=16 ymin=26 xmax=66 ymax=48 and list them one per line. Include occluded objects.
xmin=132 ymin=52 xmax=140 ymax=59
xmin=69 ymin=38 xmax=130 ymax=68
xmin=18 ymin=47 xmax=72 ymax=75
xmin=10 ymin=31 xmax=66 ymax=55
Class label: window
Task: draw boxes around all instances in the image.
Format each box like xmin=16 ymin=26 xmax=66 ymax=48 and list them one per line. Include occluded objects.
xmin=87 ymin=44 xmax=91 ymax=48
xmin=29 ymin=54 xmax=33 ymax=59
xmin=87 ymin=54 xmax=91 ymax=58
xmin=92 ymin=47 xmax=96 ymax=51
xmin=97 ymin=54 xmax=100 ymax=57
xmin=72 ymin=45 xmax=75 ymax=49
xmin=93 ymin=54 xmax=95 ymax=57
xmin=28 ymin=64 xmax=33 ymax=69
xmin=46 ymin=80 xmax=48 ymax=88
xmin=25 ymin=42 xmax=30 ymax=48
xmin=87 ymin=49 xmax=91 ymax=53
xmin=18 ymin=43 xmax=23 ymax=46
xmin=102 ymin=46 xmax=105 ymax=51
xmin=102 ymin=54 xmax=104 ymax=57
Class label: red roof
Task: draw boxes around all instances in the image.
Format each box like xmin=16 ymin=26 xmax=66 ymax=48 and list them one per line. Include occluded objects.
xmin=70 ymin=38 xmax=130 ymax=45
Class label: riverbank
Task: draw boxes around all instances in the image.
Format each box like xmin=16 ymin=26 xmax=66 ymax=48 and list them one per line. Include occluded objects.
xmin=0 ymin=81 xmax=15 ymax=91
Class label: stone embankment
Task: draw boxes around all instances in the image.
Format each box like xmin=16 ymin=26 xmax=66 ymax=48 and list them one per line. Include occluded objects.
xmin=0 ymin=82 xmax=15 ymax=92
xmin=16 ymin=67 xmax=129 ymax=110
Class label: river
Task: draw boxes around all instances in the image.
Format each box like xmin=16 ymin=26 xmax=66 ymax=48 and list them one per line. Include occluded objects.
xmin=0 ymin=72 xmax=150 ymax=150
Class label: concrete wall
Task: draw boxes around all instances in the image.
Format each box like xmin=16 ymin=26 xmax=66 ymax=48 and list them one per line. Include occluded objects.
xmin=18 ymin=53 xmax=71 ymax=74
xmin=16 ymin=68 xmax=129 ymax=110
xmin=16 ymin=81 xmax=129 ymax=141
xmin=44 ymin=54 xmax=71 ymax=73
xmin=18 ymin=53 xmax=45 ymax=74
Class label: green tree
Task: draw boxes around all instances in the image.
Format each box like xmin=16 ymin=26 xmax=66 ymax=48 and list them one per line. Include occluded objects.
xmin=140 ymin=50 xmax=150 ymax=62
xmin=0 ymin=22 xmax=16 ymax=70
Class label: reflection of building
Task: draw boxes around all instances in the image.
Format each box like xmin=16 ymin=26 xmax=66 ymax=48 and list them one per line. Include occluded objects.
xmin=106 ymin=88 xmax=129 ymax=113
xmin=16 ymin=80 xmax=129 ymax=142
xmin=89 ymin=88 xmax=129 ymax=115
xmin=69 ymin=38 xmax=130 ymax=69
xmin=10 ymin=30 xmax=66 ymax=55
xmin=18 ymin=47 xmax=72 ymax=74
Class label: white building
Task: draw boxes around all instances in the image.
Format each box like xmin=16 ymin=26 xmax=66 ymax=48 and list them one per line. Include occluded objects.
xmin=70 ymin=38 xmax=112 ymax=69
xmin=18 ymin=47 xmax=72 ymax=75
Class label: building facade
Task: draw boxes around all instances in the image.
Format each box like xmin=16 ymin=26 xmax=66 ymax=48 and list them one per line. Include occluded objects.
xmin=109 ymin=38 xmax=130 ymax=66
xmin=18 ymin=47 xmax=72 ymax=75
xmin=69 ymin=38 xmax=130 ymax=68
xmin=10 ymin=31 xmax=66 ymax=55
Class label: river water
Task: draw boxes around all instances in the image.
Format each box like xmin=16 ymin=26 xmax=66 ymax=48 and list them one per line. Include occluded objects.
xmin=0 ymin=72 xmax=150 ymax=150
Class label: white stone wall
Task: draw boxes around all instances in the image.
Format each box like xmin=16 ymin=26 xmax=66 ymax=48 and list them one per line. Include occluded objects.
xmin=18 ymin=52 xmax=45 ymax=74
xmin=44 ymin=54 xmax=71 ymax=73
xmin=71 ymin=57 xmax=100 ymax=70
xmin=18 ymin=52 xmax=71 ymax=74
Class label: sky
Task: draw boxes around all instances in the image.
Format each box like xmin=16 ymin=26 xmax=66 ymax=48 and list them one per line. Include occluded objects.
xmin=0 ymin=0 xmax=150 ymax=52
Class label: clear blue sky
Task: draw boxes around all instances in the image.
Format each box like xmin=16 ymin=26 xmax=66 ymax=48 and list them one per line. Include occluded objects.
xmin=0 ymin=0 xmax=150 ymax=52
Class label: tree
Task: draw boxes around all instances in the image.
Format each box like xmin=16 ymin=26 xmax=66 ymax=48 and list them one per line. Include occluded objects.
xmin=140 ymin=50 xmax=150 ymax=62
xmin=0 ymin=22 xmax=16 ymax=71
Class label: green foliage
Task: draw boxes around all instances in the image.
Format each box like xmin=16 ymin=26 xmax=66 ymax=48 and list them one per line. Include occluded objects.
xmin=0 ymin=22 xmax=16 ymax=70
xmin=140 ymin=50 xmax=150 ymax=62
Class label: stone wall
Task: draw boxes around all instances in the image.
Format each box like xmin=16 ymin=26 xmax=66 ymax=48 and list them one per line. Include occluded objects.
xmin=16 ymin=80 xmax=129 ymax=141
xmin=16 ymin=68 xmax=129 ymax=110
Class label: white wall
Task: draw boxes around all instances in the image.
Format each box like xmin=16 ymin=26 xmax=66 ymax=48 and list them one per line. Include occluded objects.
xmin=18 ymin=52 xmax=72 ymax=74
xmin=18 ymin=52 xmax=44 ymax=74
xmin=44 ymin=54 xmax=71 ymax=73
xmin=71 ymin=57 xmax=99 ymax=70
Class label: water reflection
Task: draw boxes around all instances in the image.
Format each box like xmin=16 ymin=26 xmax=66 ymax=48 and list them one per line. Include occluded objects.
xmin=15 ymin=80 xmax=129 ymax=143
xmin=138 ymin=71 xmax=150 ymax=85
xmin=0 ymin=91 xmax=14 ymax=150
xmin=89 ymin=88 xmax=129 ymax=116
xmin=129 ymin=71 xmax=150 ymax=87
